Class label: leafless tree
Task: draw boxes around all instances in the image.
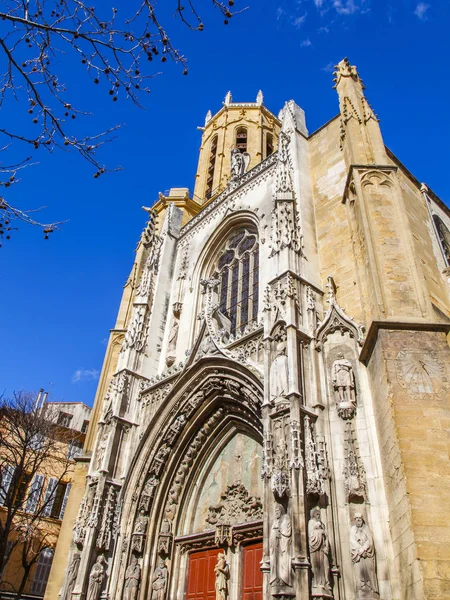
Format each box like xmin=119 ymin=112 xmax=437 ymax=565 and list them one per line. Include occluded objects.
xmin=0 ymin=391 xmax=81 ymax=594
xmin=0 ymin=0 xmax=244 ymax=243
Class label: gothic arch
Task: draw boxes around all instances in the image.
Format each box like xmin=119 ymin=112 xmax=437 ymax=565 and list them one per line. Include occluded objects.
xmin=112 ymin=358 xmax=263 ymax=600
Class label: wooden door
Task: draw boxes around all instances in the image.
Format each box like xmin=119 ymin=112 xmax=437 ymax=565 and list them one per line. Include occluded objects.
xmin=242 ymin=542 xmax=263 ymax=600
xmin=186 ymin=549 xmax=217 ymax=600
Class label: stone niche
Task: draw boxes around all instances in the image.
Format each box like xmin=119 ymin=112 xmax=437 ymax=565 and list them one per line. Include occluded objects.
xmin=184 ymin=432 xmax=262 ymax=535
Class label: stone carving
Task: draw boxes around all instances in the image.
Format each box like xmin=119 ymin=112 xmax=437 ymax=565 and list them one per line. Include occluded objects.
xmin=230 ymin=148 xmax=250 ymax=180
xmin=73 ymin=479 xmax=97 ymax=546
xmin=215 ymin=524 xmax=233 ymax=547
xmin=95 ymin=429 xmax=109 ymax=471
xmin=97 ymin=484 xmax=118 ymax=551
xmin=270 ymin=327 xmax=289 ymax=403
xmin=124 ymin=556 xmax=141 ymax=600
xmin=166 ymin=304 xmax=181 ymax=367
xmin=133 ymin=510 xmax=149 ymax=534
xmin=205 ymin=483 xmax=263 ymax=526
xmin=315 ymin=276 xmax=364 ymax=351
xmin=274 ymin=131 xmax=293 ymax=196
xmin=308 ymin=508 xmax=333 ymax=599
xmin=271 ymin=439 xmax=290 ymax=499
xmin=139 ymin=475 xmax=159 ymax=512
xmin=87 ymin=555 xmax=107 ymax=600
xmin=343 ymin=422 xmax=366 ymax=502
xmin=304 ymin=416 xmax=326 ymax=497
xmin=350 ymin=514 xmax=379 ymax=600
xmin=269 ymin=503 xmax=292 ymax=588
xmin=61 ymin=553 xmax=80 ymax=600
xmin=215 ymin=552 xmax=230 ymax=600
xmin=331 ymin=356 xmax=357 ymax=419
xmin=151 ymin=559 xmax=168 ymax=600
xmin=122 ymin=304 xmax=148 ymax=353
xmin=289 ymin=420 xmax=302 ymax=470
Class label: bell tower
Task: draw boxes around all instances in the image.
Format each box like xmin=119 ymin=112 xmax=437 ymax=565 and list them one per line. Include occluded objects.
xmin=193 ymin=91 xmax=281 ymax=204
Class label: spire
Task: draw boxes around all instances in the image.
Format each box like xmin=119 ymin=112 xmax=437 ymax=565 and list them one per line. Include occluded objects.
xmin=333 ymin=57 xmax=385 ymax=164
xmin=256 ymin=90 xmax=264 ymax=105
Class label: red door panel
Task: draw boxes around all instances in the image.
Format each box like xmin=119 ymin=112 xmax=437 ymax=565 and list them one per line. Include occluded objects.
xmin=187 ymin=549 xmax=217 ymax=600
xmin=242 ymin=542 xmax=263 ymax=600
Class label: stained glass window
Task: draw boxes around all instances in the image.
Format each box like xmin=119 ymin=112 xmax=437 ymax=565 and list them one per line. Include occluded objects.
xmin=213 ymin=228 xmax=259 ymax=336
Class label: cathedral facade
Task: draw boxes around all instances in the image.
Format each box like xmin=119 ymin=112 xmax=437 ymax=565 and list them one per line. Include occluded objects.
xmin=46 ymin=59 xmax=450 ymax=600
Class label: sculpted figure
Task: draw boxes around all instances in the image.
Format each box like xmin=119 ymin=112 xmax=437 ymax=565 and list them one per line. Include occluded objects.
xmin=230 ymin=148 xmax=246 ymax=179
xmin=151 ymin=560 xmax=168 ymax=600
xmin=214 ymin=552 xmax=230 ymax=600
xmin=134 ymin=510 xmax=148 ymax=534
xmin=124 ymin=556 xmax=141 ymax=600
xmin=166 ymin=317 xmax=179 ymax=366
xmin=269 ymin=331 xmax=289 ymax=402
xmin=87 ymin=555 xmax=106 ymax=600
xmin=308 ymin=508 xmax=333 ymax=598
xmin=62 ymin=553 xmax=80 ymax=600
xmin=350 ymin=513 xmax=379 ymax=599
xmin=270 ymin=503 xmax=292 ymax=587
xmin=95 ymin=431 xmax=109 ymax=471
xmin=332 ymin=356 xmax=356 ymax=418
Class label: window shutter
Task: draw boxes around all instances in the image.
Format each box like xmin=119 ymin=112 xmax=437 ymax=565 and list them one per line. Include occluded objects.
xmin=59 ymin=483 xmax=72 ymax=519
xmin=0 ymin=465 xmax=15 ymax=505
xmin=42 ymin=478 xmax=58 ymax=517
xmin=30 ymin=548 xmax=54 ymax=596
xmin=26 ymin=474 xmax=44 ymax=513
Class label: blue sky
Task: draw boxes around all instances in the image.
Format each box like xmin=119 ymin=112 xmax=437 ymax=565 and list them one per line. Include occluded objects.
xmin=1 ymin=0 xmax=449 ymax=406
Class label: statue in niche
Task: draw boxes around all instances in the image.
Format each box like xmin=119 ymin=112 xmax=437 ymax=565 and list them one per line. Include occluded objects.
xmin=331 ymin=355 xmax=357 ymax=419
xmin=61 ymin=553 xmax=80 ymax=600
xmin=151 ymin=559 xmax=168 ymax=600
xmin=166 ymin=304 xmax=181 ymax=367
xmin=95 ymin=430 xmax=109 ymax=471
xmin=308 ymin=508 xmax=333 ymax=599
xmin=270 ymin=329 xmax=289 ymax=403
xmin=124 ymin=556 xmax=141 ymax=600
xmin=87 ymin=555 xmax=107 ymax=600
xmin=133 ymin=510 xmax=148 ymax=535
xmin=270 ymin=503 xmax=292 ymax=587
xmin=350 ymin=513 xmax=380 ymax=599
xmin=230 ymin=148 xmax=250 ymax=180
xmin=214 ymin=552 xmax=230 ymax=600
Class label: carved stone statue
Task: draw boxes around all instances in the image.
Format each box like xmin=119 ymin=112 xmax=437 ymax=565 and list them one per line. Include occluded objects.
xmin=308 ymin=508 xmax=333 ymax=598
xmin=151 ymin=560 xmax=168 ymax=600
xmin=95 ymin=431 xmax=109 ymax=471
xmin=124 ymin=556 xmax=141 ymax=600
xmin=230 ymin=148 xmax=250 ymax=180
xmin=331 ymin=356 xmax=356 ymax=419
xmin=166 ymin=311 xmax=180 ymax=367
xmin=61 ymin=553 xmax=80 ymax=600
xmin=350 ymin=514 xmax=379 ymax=599
xmin=87 ymin=555 xmax=106 ymax=600
xmin=269 ymin=330 xmax=289 ymax=402
xmin=133 ymin=510 xmax=149 ymax=535
xmin=214 ymin=552 xmax=230 ymax=600
xmin=270 ymin=503 xmax=292 ymax=587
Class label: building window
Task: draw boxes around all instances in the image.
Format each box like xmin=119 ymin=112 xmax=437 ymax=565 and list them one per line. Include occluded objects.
xmin=48 ymin=482 xmax=69 ymax=519
xmin=13 ymin=473 xmax=32 ymax=509
xmin=0 ymin=465 xmax=15 ymax=505
xmin=212 ymin=227 xmax=259 ymax=336
xmin=205 ymin=135 xmax=218 ymax=201
xmin=266 ymin=133 xmax=274 ymax=157
xmin=25 ymin=474 xmax=45 ymax=513
xmin=67 ymin=440 xmax=83 ymax=460
xmin=235 ymin=127 xmax=248 ymax=153
xmin=30 ymin=548 xmax=54 ymax=596
xmin=57 ymin=412 xmax=73 ymax=428
xmin=81 ymin=420 xmax=89 ymax=434
xmin=432 ymin=214 xmax=450 ymax=266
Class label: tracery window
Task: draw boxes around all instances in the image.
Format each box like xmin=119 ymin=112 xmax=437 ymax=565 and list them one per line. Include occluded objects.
xmin=213 ymin=227 xmax=259 ymax=336
xmin=266 ymin=133 xmax=274 ymax=158
xmin=235 ymin=127 xmax=248 ymax=153
xmin=432 ymin=214 xmax=450 ymax=266
xmin=205 ymin=135 xmax=218 ymax=200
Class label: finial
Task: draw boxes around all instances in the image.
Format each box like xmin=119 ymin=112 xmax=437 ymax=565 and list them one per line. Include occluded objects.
xmin=224 ymin=91 xmax=232 ymax=106
xmin=326 ymin=275 xmax=337 ymax=305
xmin=204 ymin=110 xmax=212 ymax=126
xmin=256 ymin=90 xmax=264 ymax=105
xmin=333 ymin=57 xmax=363 ymax=88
